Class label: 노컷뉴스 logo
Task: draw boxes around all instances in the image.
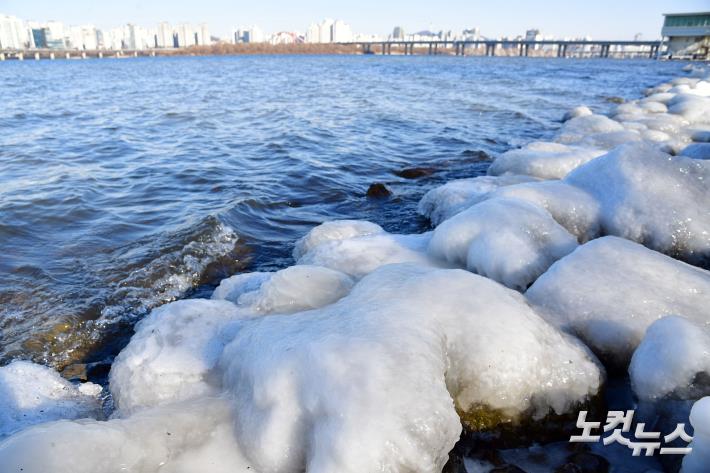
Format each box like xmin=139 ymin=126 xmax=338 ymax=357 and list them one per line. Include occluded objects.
xmin=570 ymin=410 xmax=693 ymax=456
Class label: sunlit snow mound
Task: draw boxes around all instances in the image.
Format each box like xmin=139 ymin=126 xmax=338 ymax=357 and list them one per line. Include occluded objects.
xmin=629 ymin=316 xmax=710 ymax=402
xmin=526 ymin=237 xmax=710 ymax=366
xmin=565 ymin=143 xmax=710 ymax=265
xmin=428 ymin=197 xmax=578 ymax=290
xmin=0 ymin=361 xmax=102 ymax=438
xmin=0 ymin=264 xmax=603 ymax=473
xmin=488 ymin=141 xmax=605 ymax=179
xmin=212 ymin=265 xmax=354 ymax=313
xmin=417 ymin=174 xmax=537 ymax=225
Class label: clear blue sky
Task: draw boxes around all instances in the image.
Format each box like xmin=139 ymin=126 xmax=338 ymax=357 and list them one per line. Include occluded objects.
xmin=2 ymin=0 xmax=707 ymax=39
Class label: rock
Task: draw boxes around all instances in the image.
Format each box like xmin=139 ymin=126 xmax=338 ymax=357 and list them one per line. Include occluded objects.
xmin=62 ymin=363 xmax=88 ymax=381
xmin=604 ymin=96 xmax=625 ymax=104
xmin=393 ymin=167 xmax=436 ymax=179
xmin=366 ymin=183 xmax=392 ymax=198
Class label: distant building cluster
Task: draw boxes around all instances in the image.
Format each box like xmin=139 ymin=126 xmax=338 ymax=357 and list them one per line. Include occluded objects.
xmin=0 ymin=14 xmax=211 ymax=50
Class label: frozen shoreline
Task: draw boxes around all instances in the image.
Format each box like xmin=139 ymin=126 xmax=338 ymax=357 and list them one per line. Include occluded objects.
xmin=1 ymin=64 xmax=709 ymax=472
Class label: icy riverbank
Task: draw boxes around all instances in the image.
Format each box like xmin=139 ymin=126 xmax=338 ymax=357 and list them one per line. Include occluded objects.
xmin=1 ymin=64 xmax=709 ymax=473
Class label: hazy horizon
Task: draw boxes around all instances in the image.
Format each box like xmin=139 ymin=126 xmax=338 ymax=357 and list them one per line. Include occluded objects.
xmin=2 ymin=0 xmax=708 ymax=40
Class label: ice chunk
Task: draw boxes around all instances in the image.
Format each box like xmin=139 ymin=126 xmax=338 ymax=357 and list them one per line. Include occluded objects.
xmin=578 ymin=130 xmax=643 ymax=150
xmin=668 ymin=94 xmax=710 ymax=124
xmin=0 ymin=361 xmax=101 ymax=438
xmin=488 ymin=141 xmax=605 ymax=179
xmin=0 ymin=398 xmax=255 ymax=473
xmin=562 ymin=105 xmax=592 ymax=122
xmin=109 ymin=299 xmax=245 ymax=413
xmin=683 ymin=396 xmax=710 ymax=473
xmin=527 ymin=237 xmax=710 ymax=365
xmin=297 ymin=230 xmax=437 ymax=278
xmin=417 ymin=174 xmax=536 ymax=225
xmin=219 ymin=264 xmax=602 ymax=472
xmin=629 ymin=316 xmax=710 ymax=401
xmin=565 ymin=143 xmax=710 ymax=265
xmin=428 ymin=197 xmax=578 ymax=290
xmin=486 ymin=180 xmax=601 ymax=242
xmin=293 ymin=220 xmax=384 ymax=260
xmin=681 ymin=142 xmax=710 ymax=160
xmin=556 ymin=114 xmax=624 ymax=145
xmin=238 ymin=265 xmax=354 ymax=313
xmin=211 ymin=271 xmax=272 ymax=303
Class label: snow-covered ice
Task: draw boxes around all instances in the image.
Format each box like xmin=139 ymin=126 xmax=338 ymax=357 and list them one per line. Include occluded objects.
xmin=0 ymin=265 xmax=603 ymax=473
xmin=417 ymin=174 xmax=536 ymax=225
xmin=565 ymin=143 xmax=710 ymax=265
xmin=0 ymin=361 xmax=102 ymax=438
xmin=526 ymin=237 xmax=710 ymax=365
xmin=428 ymin=197 xmax=578 ymax=290
xmin=629 ymin=316 xmax=710 ymax=401
xmin=488 ymin=141 xmax=605 ymax=179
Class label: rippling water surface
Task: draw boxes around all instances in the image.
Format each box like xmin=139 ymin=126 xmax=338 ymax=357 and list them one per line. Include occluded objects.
xmin=0 ymin=55 xmax=685 ymax=375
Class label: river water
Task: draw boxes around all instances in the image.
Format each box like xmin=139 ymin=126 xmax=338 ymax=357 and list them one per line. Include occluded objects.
xmin=0 ymin=55 xmax=685 ymax=376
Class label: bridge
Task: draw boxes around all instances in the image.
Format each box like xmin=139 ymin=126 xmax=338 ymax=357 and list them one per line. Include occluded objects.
xmin=0 ymin=40 xmax=665 ymax=61
xmin=342 ymin=39 xmax=665 ymax=59
xmin=0 ymin=49 xmax=164 ymax=61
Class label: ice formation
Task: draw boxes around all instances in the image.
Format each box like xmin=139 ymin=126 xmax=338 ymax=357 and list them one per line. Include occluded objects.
xmin=0 ymin=265 xmax=603 ymax=473
xmin=428 ymin=197 xmax=578 ymax=290
xmin=109 ymin=299 xmax=246 ymax=413
xmin=526 ymin=237 xmax=710 ymax=365
xmin=296 ymin=228 xmax=437 ymax=278
xmin=629 ymin=316 xmax=710 ymax=401
xmin=566 ymin=143 xmax=710 ymax=264
xmin=0 ymin=361 xmax=102 ymax=438
xmin=481 ymin=180 xmax=601 ymax=242
xmin=292 ymin=219 xmax=384 ymax=260
xmin=0 ymin=399 xmax=255 ymax=473
xmin=212 ymin=265 xmax=354 ymax=314
xmin=488 ymin=141 xmax=605 ymax=179
xmin=683 ymin=396 xmax=710 ymax=473
xmin=417 ymin=174 xmax=536 ymax=225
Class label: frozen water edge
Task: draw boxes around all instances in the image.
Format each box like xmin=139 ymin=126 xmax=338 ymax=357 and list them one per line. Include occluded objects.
xmin=1 ymin=67 xmax=710 ymax=472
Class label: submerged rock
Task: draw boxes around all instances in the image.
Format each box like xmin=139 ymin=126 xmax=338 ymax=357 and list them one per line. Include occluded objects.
xmin=393 ymin=166 xmax=437 ymax=179
xmin=366 ymin=182 xmax=392 ymax=198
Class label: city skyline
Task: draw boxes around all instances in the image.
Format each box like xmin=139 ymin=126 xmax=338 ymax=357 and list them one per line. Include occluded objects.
xmin=2 ymin=0 xmax=708 ymax=41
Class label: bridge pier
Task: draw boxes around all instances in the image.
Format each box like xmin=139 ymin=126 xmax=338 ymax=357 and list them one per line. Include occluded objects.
xmin=98 ymin=51 xmax=103 ymax=59
xmin=34 ymin=52 xmax=40 ymax=60
xmin=50 ymin=52 xmax=55 ymax=60
xmin=82 ymin=52 xmax=87 ymax=59
xmin=525 ymin=44 xmax=530 ymax=57
xmin=17 ymin=52 xmax=23 ymax=61
xmin=0 ymin=53 xmax=5 ymax=61
xmin=65 ymin=52 xmax=70 ymax=59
